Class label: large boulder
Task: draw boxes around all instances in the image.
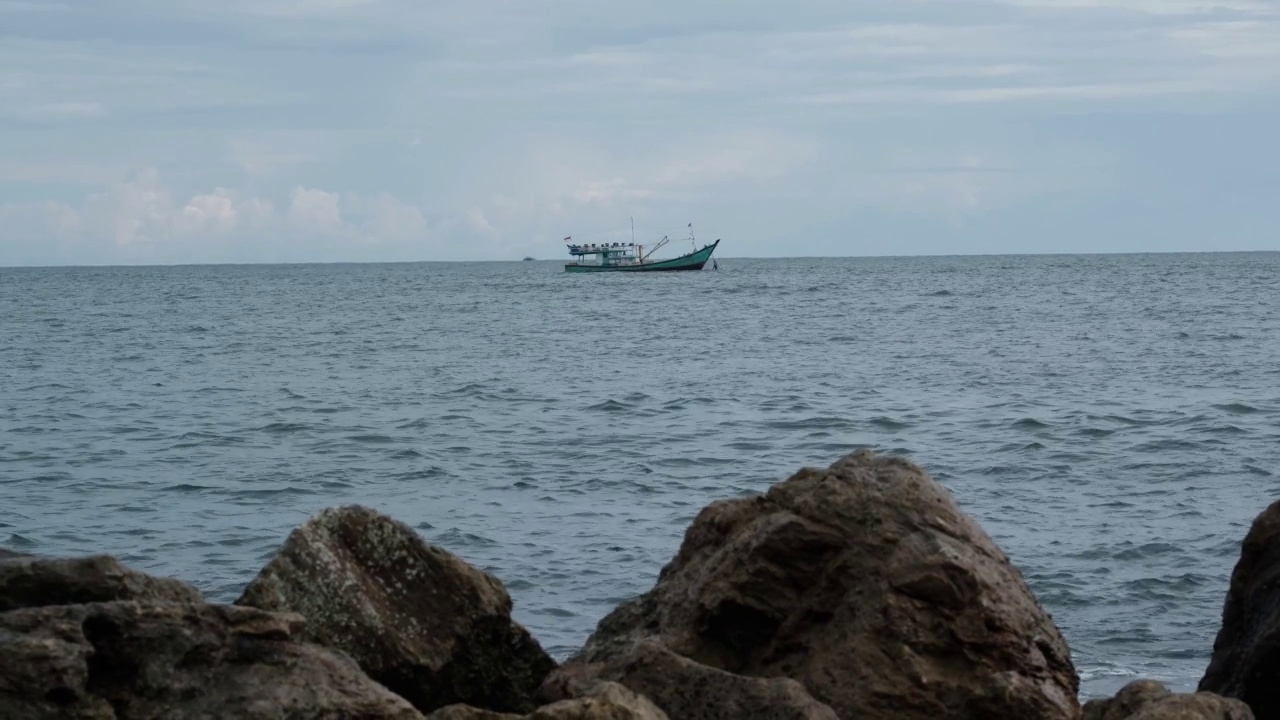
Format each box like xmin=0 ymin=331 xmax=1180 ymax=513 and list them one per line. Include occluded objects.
xmin=1084 ymin=680 xmax=1252 ymax=719
xmin=237 ymin=505 xmax=557 ymax=714
xmin=1200 ymin=498 xmax=1280 ymax=717
xmin=0 ymin=553 xmax=202 ymax=612
xmin=430 ymin=682 xmax=667 ymax=720
xmin=544 ymin=450 xmax=1079 ymax=719
xmin=0 ymin=599 xmax=423 ymax=719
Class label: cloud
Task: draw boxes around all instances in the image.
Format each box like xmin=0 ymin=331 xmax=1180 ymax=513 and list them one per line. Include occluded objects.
xmin=0 ymin=169 xmax=451 ymax=264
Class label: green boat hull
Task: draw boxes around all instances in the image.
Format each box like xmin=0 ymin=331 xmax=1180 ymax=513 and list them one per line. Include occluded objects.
xmin=565 ymin=239 xmax=719 ymax=273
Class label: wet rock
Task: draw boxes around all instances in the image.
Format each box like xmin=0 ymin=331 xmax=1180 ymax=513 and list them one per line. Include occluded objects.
xmin=539 ymin=640 xmax=835 ymax=719
xmin=1200 ymin=498 xmax=1280 ymax=717
xmin=0 ymin=599 xmax=423 ymax=719
xmin=1084 ymin=680 xmax=1252 ymax=719
xmin=430 ymin=682 xmax=667 ymax=720
xmin=0 ymin=553 xmax=202 ymax=612
xmin=545 ymin=450 xmax=1079 ymax=720
xmin=237 ymin=505 xmax=557 ymax=714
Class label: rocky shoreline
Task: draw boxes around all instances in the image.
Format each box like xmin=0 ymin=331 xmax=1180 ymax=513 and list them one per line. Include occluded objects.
xmin=0 ymin=449 xmax=1272 ymax=719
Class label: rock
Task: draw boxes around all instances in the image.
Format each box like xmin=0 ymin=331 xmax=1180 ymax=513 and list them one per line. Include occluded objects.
xmin=1084 ymin=680 xmax=1175 ymax=720
xmin=237 ymin=505 xmax=557 ymax=714
xmin=0 ymin=553 xmax=202 ymax=612
xmin=0 ymin=599 xmax=424 ymax=719
xmin=430 ymin=682 xmax=667 ymax=720
xmin=1084 ymin=680 xmax=1253 ymax=719
xmin=428 ymin=708 xmax=520 ymax=720
xmin=545 ymin=450 xmax=1079 ymax=720
xmin=1200 ymin=498 xmax=1280 ymax=717
xmin=539 ymin=640 xmax=836 ymax=719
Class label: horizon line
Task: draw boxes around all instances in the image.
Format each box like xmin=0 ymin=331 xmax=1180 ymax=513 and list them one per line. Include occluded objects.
xmin=1 ymin=248 xmax=1276 ymax=270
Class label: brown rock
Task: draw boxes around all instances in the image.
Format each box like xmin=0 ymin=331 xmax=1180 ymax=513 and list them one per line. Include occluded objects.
xmin=427 ymin=708 xmax=520 ymax=720
xmin=0 ymin=599 xmax=423 ymax=719
xmin=236 ymin=505 xmax=556 ymax=714
xmin=430 ymin=682 xmax=667 ymax=720
xmin=1200 ymin=498 xmax=1280 ymax=717
xmin=0 ymin=553 xmax=202 ymax=612
xmin=546 ymin=450 xmax=1079 ymax=720
xmin=1085 ymin=680 xmax=1252 ymax=719
xmin=540 ymin=640 xmax=835 ymax=719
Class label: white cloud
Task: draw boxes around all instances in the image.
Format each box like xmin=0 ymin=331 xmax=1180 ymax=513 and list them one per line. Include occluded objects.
xmin=0 ymin=170 xmax=450 ymax=264
xmin=286 ymin=187 xmax=344 ymax=235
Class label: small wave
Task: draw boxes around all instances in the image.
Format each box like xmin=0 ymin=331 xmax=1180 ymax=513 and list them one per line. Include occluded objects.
xmin=434 ymin=383 xmax=488 ymax=398
xmin=1012 ymin=418 xmax=1050 ymax=430
xmin=20 ymin=383 xmax=72 ymax=391
xmin=1199 ymin=424 xmax=1247 ymax=435
xmin=764 ymin=416 xmax=853 ymax=431
xmin=233 ymin=486 xmax=317 ymax=498
xmin=432 ymin=528 xmax=498 ymax=548
xmin=928 ymin=290 xmax=954 ymax=296
xmin=586 ymin=399 xmax=631 ymax=412
xmin=1214 ymin=402 xmax=1261 ymax=415
xmin=1113 ymin=542 xmax=1183 ymax=561
xmin=1075 ymin=427 xmax=1114 ymax=438
xmin=258 ymin=422 xmax=310 ymax=434
xmin=347 ymin=434 xmax=397 ymax=444
xmin=394 ymin=467 xmax=447 ymax=481
xmin=531 ymin=607 xmax=577 ymax=618
xmin=5 ymin=533 xmax=36 ymax=547
xmin=869 ymin=416 xmax=910 ymax=430
xmin=163 ymin=483 xmax=216 ymax=492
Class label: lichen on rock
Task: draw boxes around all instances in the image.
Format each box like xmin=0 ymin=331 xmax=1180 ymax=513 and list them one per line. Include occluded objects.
xmin=237 ymin=504 xmax=557 ymax=715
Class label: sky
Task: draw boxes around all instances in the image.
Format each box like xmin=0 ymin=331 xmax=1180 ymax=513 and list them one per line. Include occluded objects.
xmin=1 ymin=0 xmax=1278 ymax=265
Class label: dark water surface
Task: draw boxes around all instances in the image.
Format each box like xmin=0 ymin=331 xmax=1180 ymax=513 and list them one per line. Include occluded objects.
xmin=3 ymin=253 xmax=1279 ymax=698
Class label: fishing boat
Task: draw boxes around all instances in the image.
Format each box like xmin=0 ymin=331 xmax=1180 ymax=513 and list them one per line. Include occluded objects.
xmin=563 ymin=221 xmax=719 ymax=273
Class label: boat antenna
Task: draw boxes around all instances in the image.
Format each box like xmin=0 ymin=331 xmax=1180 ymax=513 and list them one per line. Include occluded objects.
xmin=631 ymin=216 xmax=635 ymax=245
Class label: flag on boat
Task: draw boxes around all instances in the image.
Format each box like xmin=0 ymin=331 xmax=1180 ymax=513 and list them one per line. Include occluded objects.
xmin=564 ymin=236 xmax=571 ymax=241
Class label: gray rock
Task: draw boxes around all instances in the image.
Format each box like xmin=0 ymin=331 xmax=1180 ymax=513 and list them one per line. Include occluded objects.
xmin=539 ymin=641 xmax=835 ymax=719
xmin=0 ymin=599 xmax=423 ymax=719
xmin=0 ymin=554 xmax=201 ymax=612
xmin=430 ymin=682 xmax=667 ymax=720
xmin=544 ymin=450 xmax=1079 ymax=720
xmin=1200 ymin=498 xmax=1280 ymax=718
xmin=237 ymin=505 xmax=556 ymax=714
xmin=1085 ymin=680 xmax=1252 ymax=719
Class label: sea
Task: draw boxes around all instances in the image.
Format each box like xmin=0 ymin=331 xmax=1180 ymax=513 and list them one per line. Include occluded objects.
xmin=2 ymin=252 xmax=1278 ymax=699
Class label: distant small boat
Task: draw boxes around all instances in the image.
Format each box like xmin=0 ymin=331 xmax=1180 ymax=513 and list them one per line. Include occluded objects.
xmin=522 ymin=256 xmax=536 ymax=261
xmin=563 ymin=220 xmax=720 ymax=273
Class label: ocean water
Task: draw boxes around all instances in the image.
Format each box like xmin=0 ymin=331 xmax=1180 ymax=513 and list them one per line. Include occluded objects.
xmin=2 ymin=253 xmax=1279 ymax=698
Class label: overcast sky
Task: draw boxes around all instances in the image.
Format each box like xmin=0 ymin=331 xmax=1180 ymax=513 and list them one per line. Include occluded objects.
xmin=1 ymin=0 xmax=1278 ymax=265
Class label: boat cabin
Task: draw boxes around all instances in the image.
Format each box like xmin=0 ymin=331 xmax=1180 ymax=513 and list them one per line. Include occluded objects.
xmin=565 ymin=241 xmax=646 ymax=268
